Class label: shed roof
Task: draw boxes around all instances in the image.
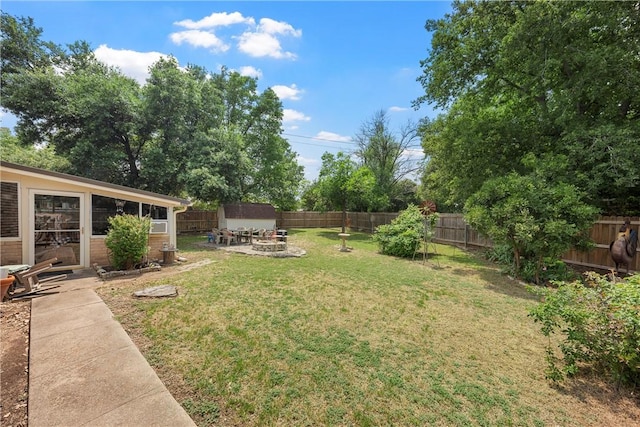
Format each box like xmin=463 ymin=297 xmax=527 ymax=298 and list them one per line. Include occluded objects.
xmin=0 ymin=161 xmax=191 ymax=206
xmin=223 ymin=202 xmax=276 ymax=219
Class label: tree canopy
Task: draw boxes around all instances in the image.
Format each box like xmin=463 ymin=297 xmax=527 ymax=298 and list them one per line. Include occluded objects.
xmin=302 ymin=111 xmax=422 ymax=214
xmin=353 ymin=110 xmax=422 ymax=211
xmin=0 ymin=12 xmax=303 ymax=208
xmin=416 ymin=0 xmax=640 ymax=215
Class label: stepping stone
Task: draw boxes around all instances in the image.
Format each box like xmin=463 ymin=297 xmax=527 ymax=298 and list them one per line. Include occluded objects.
xmin=133 ymin=285 xmax=178 ymax=298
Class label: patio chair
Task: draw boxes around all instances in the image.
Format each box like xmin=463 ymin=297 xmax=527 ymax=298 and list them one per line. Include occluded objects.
xmin=221 ymin=229 xmax=235 ymax=246
xmin=208 ymin=228 xmax=221 ymax=244
xmin=11 ymin=257 xmax=66 ymax=298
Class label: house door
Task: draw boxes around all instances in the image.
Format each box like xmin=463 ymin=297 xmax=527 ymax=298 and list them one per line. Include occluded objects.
xmin=31 ymin=192 xmax=83 ymax=267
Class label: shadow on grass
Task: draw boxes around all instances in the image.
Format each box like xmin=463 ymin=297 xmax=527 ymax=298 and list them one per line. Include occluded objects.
xmin=551 ymin=367 xmax=640 ymax=422
xmin=424 ymin=245 xmax=542 ymax=302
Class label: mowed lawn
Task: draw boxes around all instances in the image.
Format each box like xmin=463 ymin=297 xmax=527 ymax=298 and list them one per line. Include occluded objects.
xmin=98 ymin=229 xmax=640 ymax=426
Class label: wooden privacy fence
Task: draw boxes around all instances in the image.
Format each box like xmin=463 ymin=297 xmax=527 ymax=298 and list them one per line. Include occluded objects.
xmin=564 ymin=216 xmax=639 ymax=273
xmin=276 ymin=211 xmax=344 ymax=229
xmin=177 ymin=210 xmax=638 ymax=273
xmin=433 ymin=213 xmax=493 ymax=248
xmin=430 ymin=214 xmax=639 ymax=273
xmin=274 ymin=211 xmax=401 ymax=231
xmin=178 ymin=210 xmax=401 ymax=232
xmin=176 ymin=210 xmax=217 ymax=234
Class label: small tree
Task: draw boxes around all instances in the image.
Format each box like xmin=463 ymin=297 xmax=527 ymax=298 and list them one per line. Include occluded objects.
xmin=464 ymin=171 xmax=598 ymax=283
xmin=104 ymin=214 xmax=151 ymax=270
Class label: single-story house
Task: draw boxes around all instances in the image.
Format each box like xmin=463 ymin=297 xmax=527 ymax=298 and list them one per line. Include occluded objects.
xmin=217 ymin=202 xmax=276 ymax=231
xmin=0 ymin=161 xmax=190 ymax=270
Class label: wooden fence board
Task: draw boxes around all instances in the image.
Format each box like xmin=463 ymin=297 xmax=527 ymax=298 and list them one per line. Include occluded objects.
xmin=176 ymin=210 xmax=217 ymax=234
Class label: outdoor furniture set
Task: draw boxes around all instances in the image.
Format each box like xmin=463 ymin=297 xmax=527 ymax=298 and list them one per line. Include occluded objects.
xmin=207 ymin=228 xmax=288 ymax=252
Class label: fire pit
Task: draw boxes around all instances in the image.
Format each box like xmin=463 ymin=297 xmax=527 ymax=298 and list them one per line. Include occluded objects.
xmin=252 ymin=240 xmax=287 ymax=252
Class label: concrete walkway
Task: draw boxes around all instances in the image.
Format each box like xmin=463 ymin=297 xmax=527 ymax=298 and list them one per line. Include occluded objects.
xmin=28 ymin=270 xmax=196 ymax=426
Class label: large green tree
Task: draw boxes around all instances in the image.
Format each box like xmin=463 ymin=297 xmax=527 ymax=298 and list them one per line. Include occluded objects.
xmin=1 ymin=12 xmax=303 ymax=206
xmin=416 ymin=0 xmax=640 ymax=214
xmin=312 ymin=152 xmax=378 ymax=231
xmin=182 ymin=68 xmax=303 ymax=208
xmin=0 ymin=127 xmax=70 ymax=171
xmin=353 ymin=110 xmax=421 ymax=211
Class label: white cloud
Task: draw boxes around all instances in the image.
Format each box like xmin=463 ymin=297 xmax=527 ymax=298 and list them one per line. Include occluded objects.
xmin=296 ymin=155 xmax=318 ymax=166
xmin=237 ymin=32 xmax=296 ymax=59
xmin=170 ymin=30 xmax=229 ymax=52
xmin=238 ymin=66 xmax=262 ymax=79
xmin=237 ymin=18 xmax=301 ymax=59
xmin=94 ymin=44 xmax=168 ymax=84
xmin=283 ymin=109 xmax=311 ymax=123
xmin=271 ymin=84 xmax=302 ymax=101
xmin=389 ymin=106 xmax=409 ymax=112
xmin=171 ymin=12 xmax=300 ymax=60
xmin=174 ymin=11 xmax=254 ymax=30
xmin=315 ymin=131 xmax=352 ymax=142
xmin=401 ymin=148 xmax=425 ymax=159
xmin=258 ymin=18 xmax=302 ymax=37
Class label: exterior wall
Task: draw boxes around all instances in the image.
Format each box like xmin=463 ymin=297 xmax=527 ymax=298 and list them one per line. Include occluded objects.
xmin=90 ymin=238 xmax=110 ymax=267
xmin=217 ymin=206 xmax=227 ymax=229
xmin=0 ymin=240 xmax=22 ymax=265
xmin=91 ymin=235 xmax=170 ymax=267
xmin=1 ymin=166 xmax=184 ymax=269
xmin=148 ymin=235 xmax=170 ymax=262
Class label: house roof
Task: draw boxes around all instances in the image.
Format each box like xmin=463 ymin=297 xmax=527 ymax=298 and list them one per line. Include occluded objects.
xmin=223 ymin=202 xmax=276 ymax=219
xmin=0 ymin=161 xmax=191 ymax=206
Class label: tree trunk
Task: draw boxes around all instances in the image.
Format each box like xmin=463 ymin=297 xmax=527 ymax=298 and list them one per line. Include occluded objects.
xmin=341 ymin=207 xmax=346 ymax=233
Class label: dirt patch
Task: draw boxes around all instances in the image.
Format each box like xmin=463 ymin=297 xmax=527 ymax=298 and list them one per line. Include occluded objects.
xmin=1 ymin=299 xmax=30 ymax=426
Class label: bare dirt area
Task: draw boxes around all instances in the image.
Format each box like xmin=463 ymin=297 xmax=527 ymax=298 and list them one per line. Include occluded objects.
xmin=1 ymin=299 xmax=30 ymax=427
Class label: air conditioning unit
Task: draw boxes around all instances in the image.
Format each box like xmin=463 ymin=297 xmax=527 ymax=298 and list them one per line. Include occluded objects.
xmin=150 ymin=221 xmax=168 ymax=234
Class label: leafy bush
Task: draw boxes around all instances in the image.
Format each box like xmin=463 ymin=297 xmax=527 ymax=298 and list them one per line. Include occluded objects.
xmin=520 ymin=258 xmax=578 ymax=284
xmin=488 ymin=245 xmax=578 ymax=284
xmin=529 ymin=273 xmax=640 ymax=385
xmin=373 ymin=204 xmax=437 ymax=258
xmin=104 ymin=214 xmax=151 ymax=270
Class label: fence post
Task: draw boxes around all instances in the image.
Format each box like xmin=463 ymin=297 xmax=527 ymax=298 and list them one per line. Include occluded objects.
xmin=464 ymin=223 xmax=468 ymax=249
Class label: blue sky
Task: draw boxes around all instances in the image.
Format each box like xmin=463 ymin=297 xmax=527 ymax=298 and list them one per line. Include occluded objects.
xmin=1 ymin=1 xmax=451 ymax=181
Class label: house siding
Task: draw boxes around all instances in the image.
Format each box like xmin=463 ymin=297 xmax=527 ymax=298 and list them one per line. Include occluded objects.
xmin=90 ymin=235 xmax=170 ymax=267
xmin=90 ymin=238 xmax=110 ymax=266
xmin=0 ymin=240 xmax=22 ymax=265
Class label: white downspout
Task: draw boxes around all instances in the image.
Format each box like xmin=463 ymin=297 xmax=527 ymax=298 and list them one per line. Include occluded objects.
xmin=171 ymin=205 xmax=189 ymax=247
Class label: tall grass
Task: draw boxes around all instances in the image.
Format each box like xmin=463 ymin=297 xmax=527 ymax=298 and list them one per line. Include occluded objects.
xmin=99 ymin=229 xmax=637 ymax=426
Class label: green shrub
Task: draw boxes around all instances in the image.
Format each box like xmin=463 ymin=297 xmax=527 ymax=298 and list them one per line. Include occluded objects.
xmin=104 ymin=214 xmax=151 ymax=270
xmin=528 ymin=273 xmax=640 ymax=386
xmin=373 ymin=204 xmax=437 ymax=258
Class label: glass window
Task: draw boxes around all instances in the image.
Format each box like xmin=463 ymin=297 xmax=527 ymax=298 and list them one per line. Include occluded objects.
xmin=142 ymin=204 xmax=168 ymax=220
xmin=91 ymin=195 xmax=138 ymax=235
xmin=0 ymin=182 xmax=19 ymax=238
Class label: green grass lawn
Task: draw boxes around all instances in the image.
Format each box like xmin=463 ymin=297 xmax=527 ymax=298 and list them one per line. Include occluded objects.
xmin=98 ymin=229 xmax=639 ymax=426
